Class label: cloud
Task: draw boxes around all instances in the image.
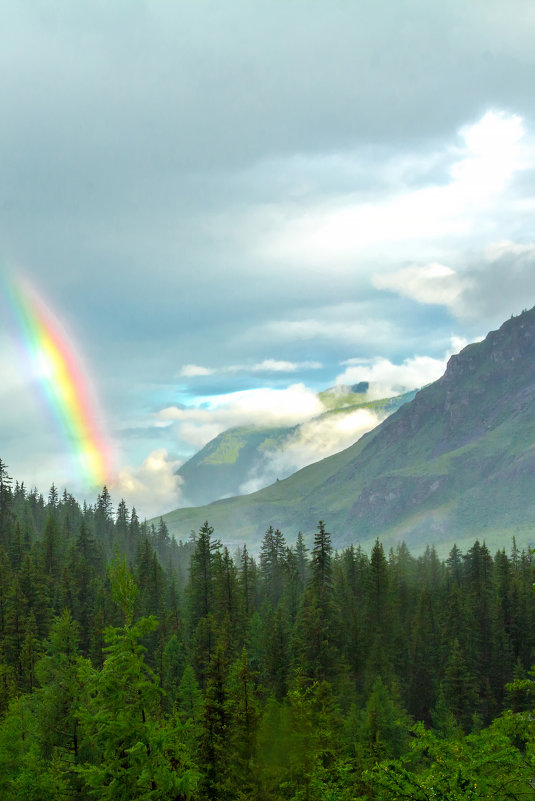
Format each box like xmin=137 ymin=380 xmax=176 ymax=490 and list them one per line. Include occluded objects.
xmin=239 ymin=407 xmax=383 ymax=494
xmin=158 ymin=384 xmax=325 ymax=451
xmin=114 ymin=449 xmax=183 ymax=519
xmin=373 ymin=241 xmax=535 ymax=322
xmin=450 ymin=335 xmax=470 ymax=353
xmin=452 ymin=112 xmax=526 ymax=195
xmin=373 ymin=263 xmax=465 ymax=307
xmin=256 ymin=315 xmax=397 ymax=348
xmin=464 ymin=241 xmax=535 ymax=318
xmin=336 ymin=355 xmax=448 ymax=399
xmin=179 ymin=359 xmax=322 ymax=377
xmin=180 ymin=364 xmax=215 ymax=377
xmin=256 ymin=112 xmax=533 ymax=267
xmin=250 ymin=359 xmax=322 ymax=372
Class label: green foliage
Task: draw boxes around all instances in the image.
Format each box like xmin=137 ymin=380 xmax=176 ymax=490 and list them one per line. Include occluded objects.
xmin=357 ymin=676 xmax=412 ymax=763
xmin=108 ymin=549 xmax=139 ymax=627
xmin=0 ymin=695 xmax=72 ymax=801
xmin=364 ymin=718 xmax=532 ymax=800
xmin=3 ymin=458 xmax=535 ymax=801
xmin=77 ymin=614 xmax=198 ymax=799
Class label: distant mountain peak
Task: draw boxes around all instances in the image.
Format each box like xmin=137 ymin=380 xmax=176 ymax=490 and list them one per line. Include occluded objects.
xmin=162 ymin=307 xmax=535 ymax=555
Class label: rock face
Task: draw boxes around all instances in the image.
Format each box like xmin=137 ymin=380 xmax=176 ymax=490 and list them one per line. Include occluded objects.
xmin=162 ymin=308 xmax=535 ymax=553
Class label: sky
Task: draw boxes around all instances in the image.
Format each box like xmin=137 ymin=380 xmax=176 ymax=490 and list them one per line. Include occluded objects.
xmin=1 ymin=0 xmax=535 ymax=518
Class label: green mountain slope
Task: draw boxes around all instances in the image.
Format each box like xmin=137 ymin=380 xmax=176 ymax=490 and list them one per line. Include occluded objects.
xmin=177 ymin=389 xmax=416 ymax=505
xmin=177 ymin=424 xmax=297 ymax=505
xmin=162 ymin=308 xmax=535 ymax=554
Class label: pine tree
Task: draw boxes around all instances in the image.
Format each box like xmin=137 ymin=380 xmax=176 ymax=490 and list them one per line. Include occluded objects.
xmin=115 ymin=499 xmax=130 ymax=553
xmin=358 ymin=676 xmax=411 ymax=762
xmin=161 ymin=633 xmax=185 ymax=712
xmin=407 ymin=588 xmax=441 ymax=724
xmin=294 ymin=531 xmax=309 ymax=588
xmin=34 ymin=610 xmax=85 ymax=766
xmin=40 ymin=514 xmax=61 ymax=580
xmin=76 ymin=556 xmax=198 ymax=800
xmin=443 ymin=637 xmax=479 ymax=732
xmin=227 ymin=648 xmax=259 ymax=796
xmin=295 ymin=521 xmax=338 ymax=682
xmin=364 ymin=538 xmax=393 ymax=688
xmin=188 ymin=522 xmax=220 ymax=626
xmin=47 ymin=483 xmax=59 ymax=512
xmin=177 ymin=664 xmax=202 ymax=723
xmin=260 ymin=526 xmax=286 ymax=607
xmin=95 ymin=486 xmax=114 ymax=546
xmin=198 ymin=644 xmax=231 ymax=801
xmin=266 ymin=605 xmax=291 ymax=700
xmin=239 ymin=544 xmax=254 ymax=620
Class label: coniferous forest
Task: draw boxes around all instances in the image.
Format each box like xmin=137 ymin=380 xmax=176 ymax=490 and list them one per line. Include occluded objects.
xmin=2 ymin=458 xmax=535 ymax=800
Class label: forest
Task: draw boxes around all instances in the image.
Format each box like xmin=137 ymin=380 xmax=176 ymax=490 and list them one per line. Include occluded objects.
xmin=1 ymin=458 xmax=535 ymax=800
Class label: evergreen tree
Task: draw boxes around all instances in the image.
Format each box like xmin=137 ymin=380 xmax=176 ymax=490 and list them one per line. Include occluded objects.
xmin=295 ymin=521 xmax=338 ymax=682
xmin=443 ymin=637 xmax=479 ymax=732
xmin=115 ymin=499 xmax=130 ymax=554
xmin=259 ymin=526 xmax=286 ymax=607
xmin=198 ymin=644 xmax=231 ymax=801
xmin=358 ymin=676 xmax=411 ymax=762
xmin=76 ymin=557 xmax=198 ymax=800
xmin=294 ymin=531 xmax=309 ymax=588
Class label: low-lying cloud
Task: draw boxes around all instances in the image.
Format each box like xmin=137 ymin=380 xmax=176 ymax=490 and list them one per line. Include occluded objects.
xmin=239 ymin=407 xmax=383 ymax=494
xmin=114 ymin=449 xmax=183 ymax=519
xmin=158 ymin=383 xmax=325 ymax=451
xmin=336 ymin=354 xmax=449 ymax=399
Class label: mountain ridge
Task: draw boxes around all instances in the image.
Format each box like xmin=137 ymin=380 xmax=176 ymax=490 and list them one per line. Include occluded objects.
xmin=162 ymin=308 xmax=535 ymax=554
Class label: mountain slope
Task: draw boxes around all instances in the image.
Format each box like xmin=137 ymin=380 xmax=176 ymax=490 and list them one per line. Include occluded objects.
xmin=177 ymin=389 xmax=416 ymax=505
xmin=177 ymin=424 xmax=297 ymax=505
xmin=162 ymin=308 xmax=535 ymax=553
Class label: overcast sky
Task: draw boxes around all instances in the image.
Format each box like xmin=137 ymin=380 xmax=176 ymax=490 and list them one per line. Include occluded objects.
xmin=1 ymin=0 xmax=535 ymax=517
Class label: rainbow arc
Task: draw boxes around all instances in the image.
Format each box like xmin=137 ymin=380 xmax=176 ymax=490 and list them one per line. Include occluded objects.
xmin=7 ymin=275 xmax=113 ymax=489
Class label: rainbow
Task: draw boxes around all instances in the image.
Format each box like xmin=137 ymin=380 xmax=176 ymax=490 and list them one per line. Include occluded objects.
xmin=6 ymin=274 xmax=113 ymax=489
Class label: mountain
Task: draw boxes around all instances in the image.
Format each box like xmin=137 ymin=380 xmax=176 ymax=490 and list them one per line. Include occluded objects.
xmin=176 ymin=388 xmax=416 ymax=505
xmin=177 ymin=424 xmax=297 ymax=505
xmin=162 ymin=308 xmax=535 ymax=555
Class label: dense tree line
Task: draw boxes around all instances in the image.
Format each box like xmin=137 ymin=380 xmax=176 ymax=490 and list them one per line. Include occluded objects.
xmin=1 ymin=457 xmax=535 ymax=799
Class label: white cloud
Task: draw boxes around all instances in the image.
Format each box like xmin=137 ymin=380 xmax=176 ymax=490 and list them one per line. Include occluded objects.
xmin=484 ymin=240 xmax=535 ymax=260
xmin=158 ymin=384 xmax=325 ymax=451
xmin=336 ymin=355 xmax=447 ymax=399
xmin=250 ymin=358 xmax=322 ymax=372
xmin=373 ymin=241 xmax=535 ymax=321
xmin=452 ymin=111 xmax=526 ymax=196
xmin=114 ymin=449 xmax=183 ymax=518
xmin=373 ymin=263 xmax=465 ymax=307
xmin=239 ymin=407 xmax=383 ymax=494
xmin=179 ymin=359 xmax=322 ymax=377
xmin=256 ymin=111 xmax=533 ymax=267
xmin=450 ymin=335 xmax=470 ymax=353
xmin=180 ymin=364 xmax=215 ymax=377
xmin=258 ymin=318 xmax=390 ymax=346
